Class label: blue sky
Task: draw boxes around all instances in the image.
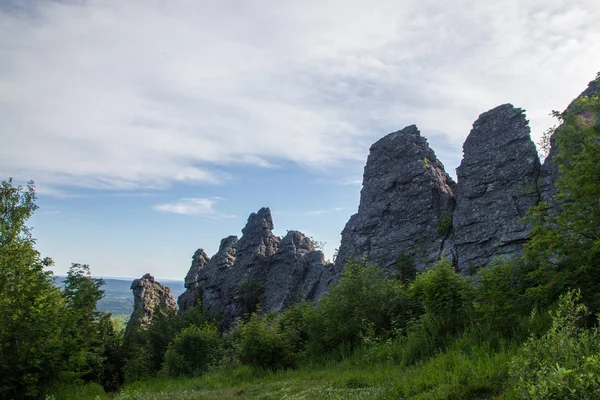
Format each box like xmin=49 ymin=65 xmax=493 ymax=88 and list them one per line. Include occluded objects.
xmin=1 ymin=0 xmax=599 ymax=280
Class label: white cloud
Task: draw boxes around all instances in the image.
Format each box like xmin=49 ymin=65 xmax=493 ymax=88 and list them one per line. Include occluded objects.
xmin=154 ymin=197 xmax=236 ymax=218
xmin=1 ymin=0 xmax=599 ymax=192
xmin=275 ymin=207 xmax=346 ymax=217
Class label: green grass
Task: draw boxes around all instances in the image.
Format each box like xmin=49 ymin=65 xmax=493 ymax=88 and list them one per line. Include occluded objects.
xmin=52 ymin=331 xmax=519 ymax=400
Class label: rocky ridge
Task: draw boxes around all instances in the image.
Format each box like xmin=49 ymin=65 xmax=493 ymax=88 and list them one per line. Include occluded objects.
xmin=133 ymin=77 xmax=597 ymax=328
xmin=178 ymin=208 xmax=332 ymax=327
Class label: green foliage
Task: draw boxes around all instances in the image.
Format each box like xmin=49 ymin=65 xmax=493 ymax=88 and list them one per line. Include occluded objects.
xmin=0 ymin=179 xmax=69 ymax=399
xmin=473 ymin=258 xmax=532 ymax=335
xmin=436 ymin=211 xmax=453 ymax=237
xmin=238 ymin=312 xmax=298 ymax=370
xmin=525 ymin=84 xmax=600 ymax=311
xmin=237 ymin=278 xmax=265 ymax=315
xmin=508 ymin=290 xmax=600 ymax=399
xmin=411 ymin=258 xmax=472 ymax=336
xmin=306 ymin=258 xmax=418 ymax=356
xmin=394 ymin=253 xmax=417 ymax=284
xmin=163 ymin=324 xmax=220 ymax=377
xmin=61 ymin=263 xmax=109 ymax=383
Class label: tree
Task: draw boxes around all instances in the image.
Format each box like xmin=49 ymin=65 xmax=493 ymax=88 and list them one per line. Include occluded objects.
xmin=526 ymin=77 xmax=600 ymax=311
xmin=410 ymin=258 xmax=472 ymax=336
xmin=0 ymin=179 xmax=68 ymax=399
xmin=61 ymin=263 xmax=108 ymax=385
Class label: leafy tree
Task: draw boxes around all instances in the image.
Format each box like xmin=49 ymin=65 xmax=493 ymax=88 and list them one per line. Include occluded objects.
xmin=411 ymin=258 xmax=472 ymax=336
xmin=473 ymin=258 xmax=532 ymax=335
xmin=0 ymin=179 xmax=68 ymax=399
xmin=163 ymin=324 xmax=220 ymax=377
xmin=526 ymin=78 xmax=600 ymax=311
xmin=238 ymin=313 xmax=296 ymax=370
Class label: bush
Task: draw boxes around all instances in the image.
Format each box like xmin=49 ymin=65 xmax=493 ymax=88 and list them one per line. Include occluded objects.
xmin=508 ymin=290 xmax=600 ymax=399
xmin=473 ymin=258 xmax=532 ymax=336
xmin=305 ymin=258 xmax=419 ymax=356
xmin=238 ymin=313 xmax=297 ymax=370
xmin=163 ymin=324 xmax=220 ymax=377
xmin=411 ymin=258 xmax=472 ymax=336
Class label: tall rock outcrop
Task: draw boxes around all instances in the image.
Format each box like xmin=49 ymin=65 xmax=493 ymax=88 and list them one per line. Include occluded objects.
xmin=177 ymin=249 xmax=210 ymax=311
xmin=452 ymin=104 xmax=540 ymax=272
xmin=179 ymin=207 xmax=332 ymax=328
xmin=126 ymin=273 xmax=177 ymax=334
xmin=335 ymin=125 xmax=456 ymax=274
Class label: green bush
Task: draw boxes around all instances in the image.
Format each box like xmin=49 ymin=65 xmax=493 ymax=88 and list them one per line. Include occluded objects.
xmin=473 ymin=259 xmax=532 ymax=336
xmin=238 ymin=313 xmax=297 ymax=370
xmin=507 ymin=290 xmax=600 ymax=399
xmin=411 ymin=258 xmax=472 ymax=336
xmin=163 ymin=324 xmax=220 ymax=377
xmin=305 ymin=258 xmax=419 ymax=356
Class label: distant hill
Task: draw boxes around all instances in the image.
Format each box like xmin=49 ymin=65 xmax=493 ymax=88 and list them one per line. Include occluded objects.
xmin=54 ymin=276 xmax=185 ymax=317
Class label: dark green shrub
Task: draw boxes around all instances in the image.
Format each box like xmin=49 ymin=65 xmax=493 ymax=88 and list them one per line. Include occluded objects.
xmin=163 ymin=324 xmax=220 ymax=377
xmin=508 ymin=290 xmax=600 ymax=399
xmin=395 ymin=253 xmax=417 ymax=284
xmin=237 ymin=279 xmax=265 ymax=315
xmin=436 ymin=211 xmax=453 ymax=237
xmin=239 ymin=313 xmax=296 ymax=369
xmin=306 ymin=258 xmax=419 ymax=356
xmin=411 ymin=258 xmax=472 ymax=336
xmin=473 ymin=259 xmax=531 ymax=336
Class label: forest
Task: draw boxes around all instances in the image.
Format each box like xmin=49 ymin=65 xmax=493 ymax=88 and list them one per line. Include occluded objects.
xmin=0 ymin=77 xmax=599 ymax=399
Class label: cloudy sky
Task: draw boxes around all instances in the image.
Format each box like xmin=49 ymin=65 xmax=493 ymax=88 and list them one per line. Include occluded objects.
xmin=1 ymin=0 xmax=598 ymax=280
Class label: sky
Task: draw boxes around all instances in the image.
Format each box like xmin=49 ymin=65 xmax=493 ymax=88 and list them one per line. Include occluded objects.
xmin=1 ymin=0 xmax=599 ymax=280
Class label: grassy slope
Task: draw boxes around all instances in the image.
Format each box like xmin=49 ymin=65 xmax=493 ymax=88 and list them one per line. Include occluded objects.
xmin=59 ymin=335 xmax=519 ymax=400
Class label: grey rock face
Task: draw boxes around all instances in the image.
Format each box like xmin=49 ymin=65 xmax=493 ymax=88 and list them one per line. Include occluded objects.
xmin=126 ymin=273 xmax=177 ymax=334
xmin=181 ymin=208 xmax=332 ymax=328
xmin=452 ymin=104 xmax=540 ymax=272
xmin=263 ymin=230 xmax=330 ymax=311
xmin=177 ymin=249 xmax=210 ymax=312
xmin=335 ymin=125 xmax=456 ymax=274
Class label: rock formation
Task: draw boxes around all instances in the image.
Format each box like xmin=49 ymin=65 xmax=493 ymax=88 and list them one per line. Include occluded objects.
xmin=168 ymin=75 xmax=598 ymax=325
xmin=451 ymin=104 xmax=540 ymax=272
xmin=335 ymin=125 xmax=456 ymax=274
xmin=126 ymin=273 xmax=177 ymax=334
xmin=178 ymin=207 xmax=332 ymax=328
xmin=177 ymin=249 xmax=210 ymax=311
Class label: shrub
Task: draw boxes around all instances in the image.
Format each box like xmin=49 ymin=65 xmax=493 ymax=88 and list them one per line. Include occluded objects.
xmin=411 ymin=258 xmax=472 ymax=336
xmin=163 ymin=324 xmax=220 ymax=377
xmin=508 ymin=290 xmax=600 ymax=399
xmin=239 ymin=313 xmax=297 ymax=370
xmin=394 ymin=253 xmax=417 ymax=284
xmin=305 ymin=258 xmax=419 ymax=356
xmin=473 ymin=259 xmax=531 ymax=336
xmin=237 ymin=279 xmax=264 ymax=315
xmin=436 ymin=211 xmax=453 ymax=237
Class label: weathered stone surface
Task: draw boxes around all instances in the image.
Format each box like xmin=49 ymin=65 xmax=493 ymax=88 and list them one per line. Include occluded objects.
xmin=452 ymin=104 xmax=540 ymax=272
xmin=262 ymin=230 xmax=329 ymax=311
xmin=177 ymin=249 xmax=210 ymax=313
xmin=335 ymin=125 xmax=456 ymax=274
xmin=181 ymin=208 xmax=332 ymax=328
xmin=126 ymin=273 xmax=177 ymax=334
